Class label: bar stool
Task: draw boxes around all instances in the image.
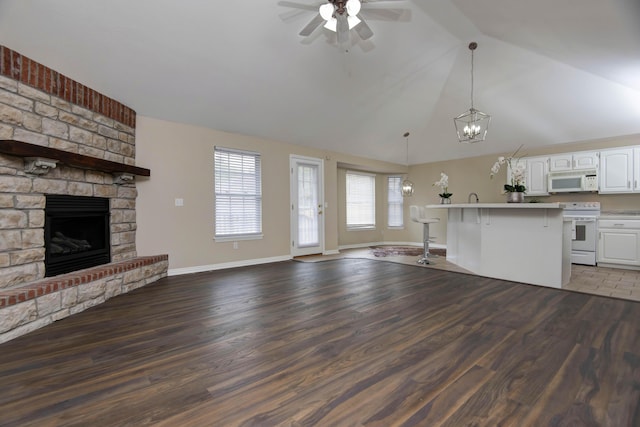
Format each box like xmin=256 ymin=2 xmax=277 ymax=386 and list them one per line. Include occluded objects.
xmin=410 ymin=205 xmax=440 ymax=264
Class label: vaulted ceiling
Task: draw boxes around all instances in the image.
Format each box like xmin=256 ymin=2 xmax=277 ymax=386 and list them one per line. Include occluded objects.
xmin=1 ymin=0 xmax=639 ymax=165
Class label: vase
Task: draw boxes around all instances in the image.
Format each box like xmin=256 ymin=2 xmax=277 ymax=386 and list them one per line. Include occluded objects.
xmin=441 ymin=197 xmax=452 ymax=204
xmin=506 ymin=192 xmax=524 ymax=203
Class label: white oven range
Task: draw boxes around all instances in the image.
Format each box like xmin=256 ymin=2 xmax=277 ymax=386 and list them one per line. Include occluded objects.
xmin=563 ymin=202 xmax=600 ymax=266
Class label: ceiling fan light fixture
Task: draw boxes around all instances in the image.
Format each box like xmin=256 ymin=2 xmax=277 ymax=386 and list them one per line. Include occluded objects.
xmin=319 ymin=3 xmax=334 ymax=21
xmin=346 ymin=0 xmax=361 ymax=16
xmin=347 ymin=15 xmax=361 ymax=29
xmin=324 ymin=18 xmax=337 ymax=32
xmin=454 ymin=42 xmax=491 ymax=144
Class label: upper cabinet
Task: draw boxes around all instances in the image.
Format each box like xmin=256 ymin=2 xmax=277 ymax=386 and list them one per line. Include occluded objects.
xmin=525 ymin=156 xmax=549 ymax=196
xmin=506 ymin=156 xmax=549 ymax=196
xmin=503 ymin=145 xmax=639 ymax=196
xmin=599 ymin=148 xmax=635 ymax=193
xmin=549 ymin=151 xmax=598 ymax=172
xmin=635 ymin=148 xmax=640 ymax=192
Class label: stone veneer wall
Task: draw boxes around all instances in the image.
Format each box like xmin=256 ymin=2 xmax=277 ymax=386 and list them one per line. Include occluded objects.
xmin=0 ymin=46 xmax=168 ymax=342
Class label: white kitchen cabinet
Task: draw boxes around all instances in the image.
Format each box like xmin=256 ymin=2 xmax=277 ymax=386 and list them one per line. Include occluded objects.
xmin=634 ymin=148 xmax=640 ymax=191
xmin=599 ymin=148 xmax=634 ymax=193
xmin=507 ymin=156 xmax=549 ymax=196
xmin=573 ymin=151 xmax=599 ymax=170
xmin=549 ymin=151 xmax=598 ymax=171
xmin=525 ymin=156 xmax=549 ymax=196
xmin=598 ymin=219 xmax=640 ymax=267
xmin=549 ymin=154 xmax=572 ymax=172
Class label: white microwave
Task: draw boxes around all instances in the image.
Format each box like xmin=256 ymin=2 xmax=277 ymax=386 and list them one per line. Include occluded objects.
xmin=548 ymin=169 xmax=598 ymax=193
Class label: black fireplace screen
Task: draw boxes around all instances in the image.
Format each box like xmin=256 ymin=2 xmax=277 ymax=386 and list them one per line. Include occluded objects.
xmin=45 ymin=195 xmax=111 ymax=277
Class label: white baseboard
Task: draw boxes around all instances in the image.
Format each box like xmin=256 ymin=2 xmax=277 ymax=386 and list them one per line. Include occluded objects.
xmin=338 ymin=241 xmax=446 ymax=251
xmin=168 ymin=255 xmax=292 ymax=276
xmin=323 ymin=249 xmax=341 ymax=256
xmin=167 ymin=243 xmax=448 ymax=276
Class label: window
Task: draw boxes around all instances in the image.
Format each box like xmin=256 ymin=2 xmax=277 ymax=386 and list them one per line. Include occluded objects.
xmin=346 ymin=171 xmax=375 ymax=230
xmin=214 ymin=147 xmax=262 ymax=240
xmin=387 ymin=176 xmax=403 ymax=228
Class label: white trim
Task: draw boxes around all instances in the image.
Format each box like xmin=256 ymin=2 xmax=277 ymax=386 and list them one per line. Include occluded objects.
xmin=338 ymin=241 xmax=447 ymax=250
xmin=596 ymin=262 xmax=640 ymax=271
xmin=214 ymin=234 xmax=263 ymax=242
xmin=346 ymin=170 xmax=376 ymax=177
xmin=214 ymin=145 xmax=260 ymax=157
xmin=168 ymin=255 xmax=292 ymax=276
xmin=323 ymin=249 xmax=340 ymax=256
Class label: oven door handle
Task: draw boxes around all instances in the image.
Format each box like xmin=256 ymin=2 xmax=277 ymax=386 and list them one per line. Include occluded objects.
xmin=565 ymin=217 xmax=598 ymax=222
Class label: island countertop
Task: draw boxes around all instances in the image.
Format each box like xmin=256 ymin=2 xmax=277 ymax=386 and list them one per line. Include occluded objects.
xmin=432 ymin=202 xmax=571 ymax=288
xmin=426 ymin=203 xmax=565 ymax=209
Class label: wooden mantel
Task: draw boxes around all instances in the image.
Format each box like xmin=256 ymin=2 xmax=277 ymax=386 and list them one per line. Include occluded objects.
xmin=0 ymin=140 xmax=150 ymax=176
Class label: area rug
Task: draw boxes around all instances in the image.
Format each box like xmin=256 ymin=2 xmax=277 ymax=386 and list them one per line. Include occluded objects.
xmin=369 ymin=246 xmax=446 ymax=257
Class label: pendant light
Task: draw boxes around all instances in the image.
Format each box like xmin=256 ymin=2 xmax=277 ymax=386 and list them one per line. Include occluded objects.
xmin=401 ymin=132 xmax=414 ymax=197
xmin=454 ymin=42 xmax=491 ymax=143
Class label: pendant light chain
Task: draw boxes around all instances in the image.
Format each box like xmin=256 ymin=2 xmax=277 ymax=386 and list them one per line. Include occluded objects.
xmin=405 ymin=135 xmax=409 ymax=165
xmin=470 ymin=47 xmax=474 ymax=110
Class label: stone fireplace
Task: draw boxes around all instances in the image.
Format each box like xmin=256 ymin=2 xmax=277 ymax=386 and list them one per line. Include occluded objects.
xmin=0 ymin=45 xmax=168 ymax=343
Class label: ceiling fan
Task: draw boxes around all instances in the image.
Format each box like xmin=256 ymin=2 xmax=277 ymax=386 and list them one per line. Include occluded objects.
xmin=280 ymin=0 xmax=407 ymax=46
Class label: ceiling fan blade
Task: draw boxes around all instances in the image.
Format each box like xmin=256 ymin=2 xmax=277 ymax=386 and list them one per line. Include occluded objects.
xmin=360 ymin=8 xmax=411 ymax=22
xmin=336 ymin=14 xmax=350 ymax=44
xmin=354 ymin=18 xmax=374 ymax=40
xmin=278 ymin=1 xmax=319 ymax=12
xmin=299 ymin=13 xmax=325 ymax=36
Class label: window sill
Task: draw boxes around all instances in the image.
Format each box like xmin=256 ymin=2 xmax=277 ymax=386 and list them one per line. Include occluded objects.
xmin=215 ymin=234 xmax=263 ymax=242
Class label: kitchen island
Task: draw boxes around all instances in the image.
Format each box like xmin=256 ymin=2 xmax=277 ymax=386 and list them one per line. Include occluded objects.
xmin=427 ymin=203 xmax=571 ymax=288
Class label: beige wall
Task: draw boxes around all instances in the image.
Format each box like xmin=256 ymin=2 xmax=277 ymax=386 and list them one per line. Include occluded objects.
xmin=408 ymin=133 xmax=640 ymax=245
xmin=136 ymin=117 xmax=639 ymax=269
xmin=135 ymin=116 xmax=404 ymax=271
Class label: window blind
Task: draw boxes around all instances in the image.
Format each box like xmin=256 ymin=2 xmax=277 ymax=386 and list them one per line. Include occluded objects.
xmin=387 ymin=176 xmax=403 ymax=228
xmin=346 ymin=172 xmax=375 ymax=229
xmin=214 ymin=147 xmax=262 ymax=239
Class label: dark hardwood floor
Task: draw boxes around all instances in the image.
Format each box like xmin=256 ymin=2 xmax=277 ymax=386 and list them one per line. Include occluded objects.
xmin=1 ymin=259 xmax=639 ymax=426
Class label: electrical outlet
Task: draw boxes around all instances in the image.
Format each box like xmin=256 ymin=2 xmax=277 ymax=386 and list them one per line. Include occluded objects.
xmin=175 ymin=198 xmax=184 ymax=207
xmin=233 ymin=241 xmax=238 ymax=249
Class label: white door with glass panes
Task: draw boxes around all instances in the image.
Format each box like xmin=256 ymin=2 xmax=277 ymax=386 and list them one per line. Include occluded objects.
xmin=290 ymin=156 xmax=324 ymax=256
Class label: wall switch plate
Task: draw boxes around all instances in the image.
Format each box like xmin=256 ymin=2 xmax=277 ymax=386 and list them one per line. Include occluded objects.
xmin=233 ymin=241 xmax=238 ymax=249
xmin=175 ymin=198 xmax=184 ymax=207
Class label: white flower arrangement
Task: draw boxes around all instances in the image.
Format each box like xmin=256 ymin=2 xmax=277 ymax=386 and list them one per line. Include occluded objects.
xmin=490 ymin=145 xmax=526 ymax=193
xmin=433 ymin=172 xmax=452 ymax=198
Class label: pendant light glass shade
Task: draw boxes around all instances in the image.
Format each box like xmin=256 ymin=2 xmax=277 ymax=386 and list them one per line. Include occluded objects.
xmin=401 ymin=179 xmax=415 ymax=197
xmin=319 ymin=3 xmax=334 ymax=20
xmin=401 ymin=131 xmax=414 ymax=197
xmin=454 ymin=42 xmax=491 ymax=143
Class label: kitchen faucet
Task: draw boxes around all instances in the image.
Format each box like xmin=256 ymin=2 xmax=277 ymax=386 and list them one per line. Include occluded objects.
xmin=468 ymin=192 xmax=479 ymax=203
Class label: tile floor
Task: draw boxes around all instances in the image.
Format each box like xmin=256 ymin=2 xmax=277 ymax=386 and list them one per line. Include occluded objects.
xmin=296 ymin=247 xmax=640 ymax=303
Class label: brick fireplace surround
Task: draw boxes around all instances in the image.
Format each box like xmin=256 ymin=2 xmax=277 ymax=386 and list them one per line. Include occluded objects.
xmin=0 ymin=46 xmax=168 ymax=343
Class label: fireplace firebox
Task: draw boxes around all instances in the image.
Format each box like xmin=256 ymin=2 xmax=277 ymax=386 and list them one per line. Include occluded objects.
xmin=44 ymin=195 xmax=111 ymax=277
